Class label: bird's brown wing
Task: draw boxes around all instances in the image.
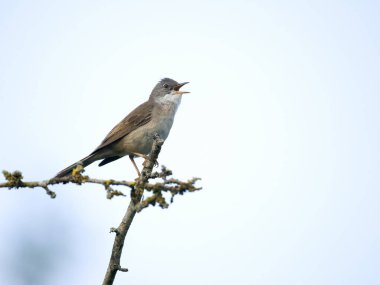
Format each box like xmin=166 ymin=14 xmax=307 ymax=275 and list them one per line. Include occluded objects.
xmin=91 ymin=100 xmax=153 ymax=154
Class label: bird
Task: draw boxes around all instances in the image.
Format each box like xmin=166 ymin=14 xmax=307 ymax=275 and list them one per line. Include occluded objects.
xmin=55 ymin=78 xmax=189 ymax=178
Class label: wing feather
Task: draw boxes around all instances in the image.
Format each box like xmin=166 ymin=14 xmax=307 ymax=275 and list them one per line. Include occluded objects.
xmin=91 ymin=100 xmax=153 ymax=154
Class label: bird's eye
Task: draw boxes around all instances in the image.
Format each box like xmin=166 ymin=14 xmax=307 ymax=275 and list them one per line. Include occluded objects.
xmin=163 ymin=83 xmax=169 ymax=88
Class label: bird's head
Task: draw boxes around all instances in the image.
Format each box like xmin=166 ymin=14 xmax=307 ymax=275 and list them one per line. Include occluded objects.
xmin=150 ymin=78 xmax=189 ymax=101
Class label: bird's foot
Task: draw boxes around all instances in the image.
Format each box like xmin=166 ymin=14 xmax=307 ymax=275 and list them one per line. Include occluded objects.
xmin=142 ymin=158 xmax=159 ymax=168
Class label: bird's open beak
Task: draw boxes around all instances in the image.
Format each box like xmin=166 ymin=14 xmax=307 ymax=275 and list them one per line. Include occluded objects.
xmin=174 ymin=82 xmax=190 ymax=95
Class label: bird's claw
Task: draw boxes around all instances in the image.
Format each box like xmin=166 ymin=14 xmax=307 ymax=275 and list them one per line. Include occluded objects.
xmin=142 ymin=158 xmax=159 ymax=168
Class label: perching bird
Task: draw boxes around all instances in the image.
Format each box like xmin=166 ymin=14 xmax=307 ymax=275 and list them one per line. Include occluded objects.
xmin=55 ymin=78 xmax=189 ymax=178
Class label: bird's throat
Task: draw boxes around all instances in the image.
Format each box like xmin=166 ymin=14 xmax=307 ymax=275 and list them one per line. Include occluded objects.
xmin=155 ymin=93 xmax=182 ymax=110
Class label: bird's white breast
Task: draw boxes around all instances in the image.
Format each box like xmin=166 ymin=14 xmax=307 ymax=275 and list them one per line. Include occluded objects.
xmin=153 ymin=94 xmax=182 ymax=139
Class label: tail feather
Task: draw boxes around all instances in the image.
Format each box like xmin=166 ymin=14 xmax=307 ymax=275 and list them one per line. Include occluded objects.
xmin=98 ymin=156 xmax=122 ymax=166
xmin=55 ymin=154 xmax=97 ymax=178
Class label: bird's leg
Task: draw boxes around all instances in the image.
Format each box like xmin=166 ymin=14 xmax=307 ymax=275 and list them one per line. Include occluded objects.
xmin=129 ymin=155 xmax=141 ymax=177
xmin=132 ymin=152 xmax=159 ymax=167
xmin=131 ymin=152 xmax=149 ymax=160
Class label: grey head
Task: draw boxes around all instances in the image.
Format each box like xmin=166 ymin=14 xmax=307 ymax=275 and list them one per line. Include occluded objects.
xmin=149 ymin=78 xmax=189 ymax=100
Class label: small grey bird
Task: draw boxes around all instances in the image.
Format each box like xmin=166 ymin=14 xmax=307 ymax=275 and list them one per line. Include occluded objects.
xmin=55 ymin=78 xmax=189 ymax=178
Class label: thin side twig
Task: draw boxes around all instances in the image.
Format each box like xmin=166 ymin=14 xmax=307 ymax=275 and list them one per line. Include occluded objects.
xmin=1 ymin=167 xmax=200 ymax=200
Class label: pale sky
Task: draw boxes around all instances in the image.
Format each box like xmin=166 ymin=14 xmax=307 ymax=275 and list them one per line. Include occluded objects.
xmin=1 ymin=1 xmax=379 ymax=284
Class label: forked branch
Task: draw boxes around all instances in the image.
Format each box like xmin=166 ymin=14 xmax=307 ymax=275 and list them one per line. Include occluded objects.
xmin=0 ymin=134 xmax=201 ymax=285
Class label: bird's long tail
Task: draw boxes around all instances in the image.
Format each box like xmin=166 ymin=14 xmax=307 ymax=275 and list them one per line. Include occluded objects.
xmin=55 ymin=154 xmax=98 ymax=178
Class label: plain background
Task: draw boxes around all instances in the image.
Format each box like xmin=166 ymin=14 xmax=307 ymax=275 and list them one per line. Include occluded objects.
xmin=1 ymin=1 xmax=379 ymax=284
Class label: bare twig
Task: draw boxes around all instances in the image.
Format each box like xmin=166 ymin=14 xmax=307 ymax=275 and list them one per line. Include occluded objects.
xmin=103 ymin=134 xmax=166 ymax=284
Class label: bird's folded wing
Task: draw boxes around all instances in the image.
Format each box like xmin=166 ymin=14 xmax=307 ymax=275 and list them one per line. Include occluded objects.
xmin=91 ymin=100 xmax=153 ymax=154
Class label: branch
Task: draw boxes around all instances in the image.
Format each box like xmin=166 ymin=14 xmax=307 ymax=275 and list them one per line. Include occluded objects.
xmin=102 ymin=134 xmax=169 ymax=284
xmin=1 ymin=167 xmax=200 ymax=200
xmin=0 ymin=168 xmax=133 ymax=199
xmin=1 ymin=134 xmax=202 ymax=285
